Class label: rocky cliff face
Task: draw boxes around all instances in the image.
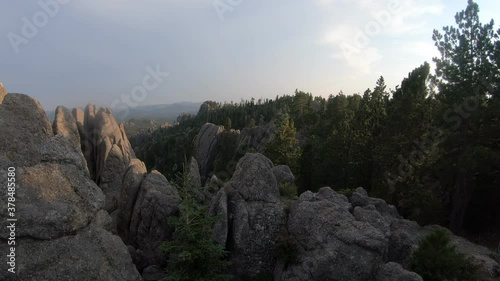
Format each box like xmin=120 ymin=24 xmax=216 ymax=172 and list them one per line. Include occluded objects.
xmin=0 ymin=92 xmax=142 ymax=281
xmin=0 ymin=87 xmax=181 ymax=281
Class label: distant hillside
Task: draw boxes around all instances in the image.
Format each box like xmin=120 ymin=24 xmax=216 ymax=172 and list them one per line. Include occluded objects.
xmin=122 ymin=102 xmax=202 ymax=123
xmin=46 ymin=101 xmax=202 ymax=123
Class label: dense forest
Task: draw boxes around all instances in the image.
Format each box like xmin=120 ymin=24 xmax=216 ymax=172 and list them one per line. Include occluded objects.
xmin=130 ymin=0 xmax=500 ymax=246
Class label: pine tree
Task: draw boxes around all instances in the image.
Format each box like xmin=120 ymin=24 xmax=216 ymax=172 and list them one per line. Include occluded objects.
xmin=265 ymin=111 xmax=301 ymax=173
xmin=161 ymin=162 xmax=231 ymax=281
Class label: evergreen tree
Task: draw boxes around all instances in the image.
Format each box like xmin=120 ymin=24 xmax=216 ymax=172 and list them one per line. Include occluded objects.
xmin=432 ymin=0 xmax=500 ymax=234
xmin=265 ymin=111 xmax=301 ymax=173
xmin=161 ymin=162 xmax=231 ymax=281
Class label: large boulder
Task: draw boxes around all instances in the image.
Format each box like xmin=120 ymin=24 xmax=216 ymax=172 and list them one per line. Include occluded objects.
xmin=282 ymin=187 xmax=388 ymax=281
xmin=195 ymin=123 xmax=224 ymax=184
xmin=0 ymin=93 xmax=52 ymax=167
xmin=226 ymin=153 xmax=286 ymax=279
xmin=129 ymin=170 xmax=181 ymax=268
xmin=227 ymin=153 xmax=280 ymax=203
xmin=0 ymin=226 xmax=142 ymax=281
xmin=0 ymin=163 xmax=105 ymax=240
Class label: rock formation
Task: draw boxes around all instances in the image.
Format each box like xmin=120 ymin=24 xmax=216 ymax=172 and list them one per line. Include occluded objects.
xmin=0 ymin=91 xmax=142 ymax=281
xmin=236 ymin=121 xmax=275 ymax=153
xmin=207 ymin=152 xmax=500 ymax=281
xmin=89 ymin=106 xmax=135 ymax=212
xmin=193 ymin=121 xmax=276 ymax=186
xmin=128 ymin=170 xmax=180 ymax=269
xmin=194 ymin=123 xmax=224 ymax=184
xmin=0 ymin=93 xmax=52 ymax=167
xmin=213 ymin=153 xmax=286 ymax=279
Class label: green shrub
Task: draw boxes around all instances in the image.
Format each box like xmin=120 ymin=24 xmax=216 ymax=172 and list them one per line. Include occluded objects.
xmin=411 ymin=227 xmax=479 ymax=281
xmin=160 ymin=162 xmax=231 ymax=281
xmin=279 ymin=183 xmax=298 ymax=197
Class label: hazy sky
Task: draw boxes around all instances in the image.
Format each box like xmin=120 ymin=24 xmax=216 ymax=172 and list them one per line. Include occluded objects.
xmin=1 ymin=0 xmax=499 ymax=111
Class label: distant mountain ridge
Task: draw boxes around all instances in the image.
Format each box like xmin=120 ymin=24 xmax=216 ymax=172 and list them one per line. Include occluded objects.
xmin=46 ymin=101 xmax=202 ymax=122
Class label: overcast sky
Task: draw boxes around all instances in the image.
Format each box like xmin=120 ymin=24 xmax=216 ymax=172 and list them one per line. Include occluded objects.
xmin=1 ymin=0 xmax=499 ymax=111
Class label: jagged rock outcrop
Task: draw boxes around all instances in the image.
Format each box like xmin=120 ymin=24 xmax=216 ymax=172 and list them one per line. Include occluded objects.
xmin=69 ymin=103 xmax=182 ymax=272
xmin=196 ymin=101 xmax=217 ymax=119
xmin=53 ymin=106 xmax=81 ymax=147
xmin=224 ymin=153 xmax=286 ymax=279
xmin=0 ymin=93 xmax=52 ymax=167
xmin=0 ymin=90 xmax=141 ymax=280
xmin=195 ymin=123 xmax=224 ymax=184
xmin=44 ymin=106 xmax=89 ymax=176
xmin=176 ymin=112 xmax=193 ymax=123
xmin=73 ymin=105 xmax=135 ymax=212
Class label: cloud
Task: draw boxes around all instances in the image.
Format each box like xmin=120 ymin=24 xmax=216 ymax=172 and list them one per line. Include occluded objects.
xmin=71 ymin=0 xmax=211 ymax=25
xmin=322 ymin=25 xmax=383 ymax=74
xmin=403 ymin=41 xmax=440 ymax=59
xmin=331 ymin=46 xmax=382 ymax=74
